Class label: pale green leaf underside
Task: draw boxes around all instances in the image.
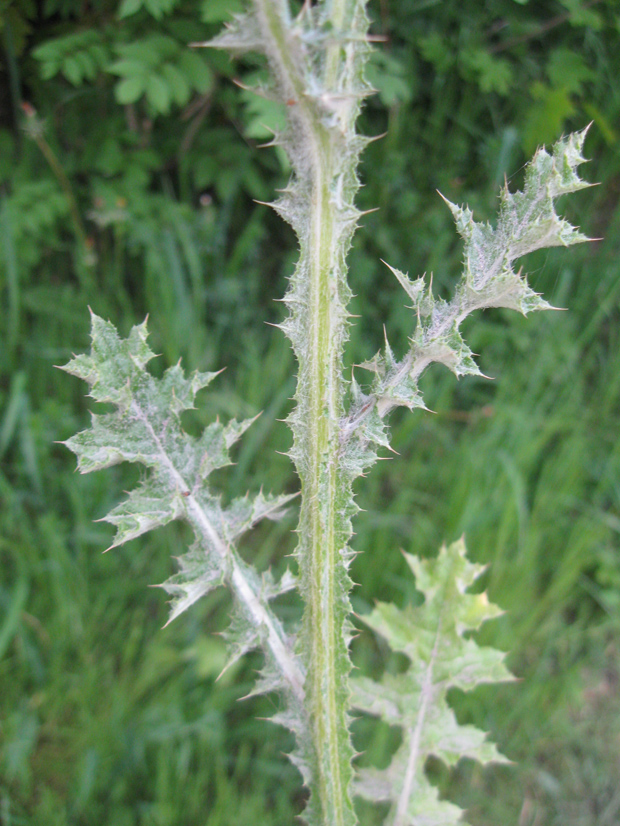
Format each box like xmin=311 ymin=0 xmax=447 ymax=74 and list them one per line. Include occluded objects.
xmin=353 ymin=539 xmax=514 ymax=826
xmin=345 ymin=128 xmax=593 ymax=464
xmin=61 ymin=312 xmax=306 ymax=740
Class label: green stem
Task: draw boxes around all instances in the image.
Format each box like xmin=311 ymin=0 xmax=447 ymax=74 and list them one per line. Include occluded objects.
xmin=35 ymin=136 xmax=92 ymax=262
xmin=22 ymin=107 xmax=95 ymax=287
xmin=300 ymin=134 xmax=353 ymax=825
xmin=251 ymin=1 xmax=367 ymax=822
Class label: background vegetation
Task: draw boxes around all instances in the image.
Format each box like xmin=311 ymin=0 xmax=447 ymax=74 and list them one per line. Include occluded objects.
xmin=1 ymin=0 xmax=619 ymax=823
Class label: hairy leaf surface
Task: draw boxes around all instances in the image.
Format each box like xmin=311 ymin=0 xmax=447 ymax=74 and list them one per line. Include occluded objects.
xmin=344 ymin=129 xmax=593 ymax=460
xmin=353 ymin=539 xmax=514 ymax=826
xmin=61 ymin=312 xmax=307 ymax=740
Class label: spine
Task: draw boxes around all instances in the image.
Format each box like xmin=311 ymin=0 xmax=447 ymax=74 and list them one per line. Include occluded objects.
xmin=216 ymin=2 xmax=372 ymax=821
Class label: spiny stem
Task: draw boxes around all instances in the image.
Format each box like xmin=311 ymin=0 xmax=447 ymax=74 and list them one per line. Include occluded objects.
xmin=251 ymin=1 xmax=365 ymax=822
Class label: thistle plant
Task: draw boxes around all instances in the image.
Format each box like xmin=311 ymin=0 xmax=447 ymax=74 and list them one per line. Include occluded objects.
xmin=62 ymin=1 xmax=592 ymax=823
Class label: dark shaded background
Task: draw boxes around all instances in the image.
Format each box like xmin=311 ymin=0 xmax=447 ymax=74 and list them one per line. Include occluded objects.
xmin=1 ymin=0 xmax=620 ymax=823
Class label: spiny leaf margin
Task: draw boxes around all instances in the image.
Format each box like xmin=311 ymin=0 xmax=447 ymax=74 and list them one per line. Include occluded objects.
xmin=60 ymin=311 xmax=308 ymax=750
xmin=352 ymin=538 xmax=514 ymax=826
xmin=344 ymin=127 xmax=594 ymax=463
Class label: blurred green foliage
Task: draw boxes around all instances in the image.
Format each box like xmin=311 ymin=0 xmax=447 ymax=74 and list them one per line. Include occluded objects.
xmin=1 ymin=0 xmax=620 ymax=823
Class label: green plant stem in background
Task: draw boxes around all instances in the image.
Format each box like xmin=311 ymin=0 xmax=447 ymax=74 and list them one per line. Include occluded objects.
xmin=21 ymin=104 xmax=95 ymax=283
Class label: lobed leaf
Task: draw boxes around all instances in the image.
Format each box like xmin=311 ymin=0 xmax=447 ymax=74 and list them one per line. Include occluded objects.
xmin=345 ymin=128 xmax=593 ymax=457
xmin=352 ymin=539 xmax=514 ymax=826
xmin=61 ymin=312 xmax=305 ymax=725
